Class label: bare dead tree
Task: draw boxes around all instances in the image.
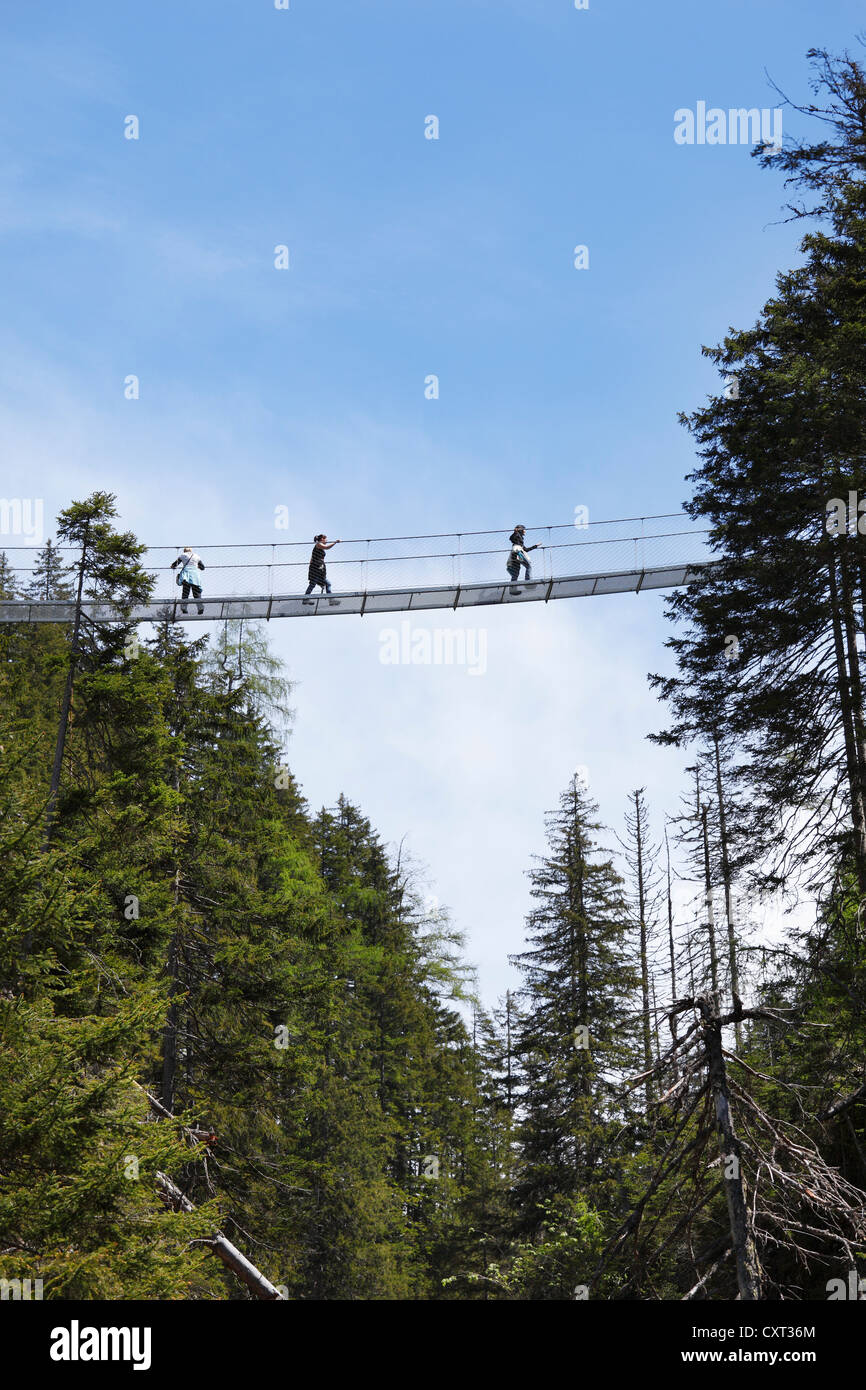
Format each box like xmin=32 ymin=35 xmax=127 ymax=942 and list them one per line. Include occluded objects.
xmin=590 ymin=993 xmax=866 ymax=1300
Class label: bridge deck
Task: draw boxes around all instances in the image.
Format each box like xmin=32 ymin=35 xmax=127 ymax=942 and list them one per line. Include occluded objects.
xmin=0 ymin=563 xmax=706 ymax=624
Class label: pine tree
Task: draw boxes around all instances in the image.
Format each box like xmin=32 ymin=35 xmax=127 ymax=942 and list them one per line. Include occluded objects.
xmin=0 ymin=703 xmax=221 ymax=1298
xmin=44 ymin=493 xmax=154 ymax=848
xmin=755 ymin=43 xmax=866 ymax=220
xmin=652 ymin=186 xmax=866 ymax=896
xmin=24 ymin=539 xmax=73 ymax=601
xmin=0 ymin=551 xmax=16 ymax=600
xmin=510 ymin=776 xmax=640 ymax=1229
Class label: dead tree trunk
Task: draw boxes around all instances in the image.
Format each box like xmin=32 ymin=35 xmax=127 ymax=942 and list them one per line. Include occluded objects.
xmin=838 ymin=538 xmax=866 ymax=890
xmin=135 ymin=1084 xmax=286 ymax=1300
xmin=633 ymin=790 xmax=653 ymax=1106
xmin=700 ymin=804 xmax=720 ymax=995
xmin=156 ymin=1172 xmax=285 ymax=1300
xmin=162 ymin=757 xmax=184 ymax=1109
xmin=827 ymin=547 xmax=866 ymax=893
xmin=698 ymin=993 xmax=761 ymax=1301
xmin=712 ymin=734 xmax=742 ymax=1050
xmin=505 ymin=990 xmax=514 ymax=1112
xmin=161 ymin=925 xmax=180 ymax=1112
xmin=664 ymin=830 xmax=679 ymax=1076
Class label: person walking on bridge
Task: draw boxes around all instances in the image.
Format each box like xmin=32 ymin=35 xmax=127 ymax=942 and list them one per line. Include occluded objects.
xmin=171 ymin=545 xmax=205 ymax=615
xmin=506 ymin=525 xmax=540 ymax=589
xmin=304 ymin=533 xmax=341 ymax=601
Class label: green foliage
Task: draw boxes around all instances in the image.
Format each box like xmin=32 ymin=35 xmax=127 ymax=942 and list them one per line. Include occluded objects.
xmin=446 ymin=1195 xmax=606 ymax=1301
xmin=0 ymin=994 xmax=221 ymax=1300
xmin=0 ymin=502 xmax=502 ymax=1298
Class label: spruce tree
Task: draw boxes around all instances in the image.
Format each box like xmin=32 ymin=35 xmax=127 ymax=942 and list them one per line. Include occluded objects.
xmin=24 ymin=539 xmax=73 ymax=601
xmin=510 ymin=776 xmax=640 ymax=1230
xmin=651 ymin=180 xmax=866 ymax=896
xmin=0 ymin=551 xmax=16 ymax=599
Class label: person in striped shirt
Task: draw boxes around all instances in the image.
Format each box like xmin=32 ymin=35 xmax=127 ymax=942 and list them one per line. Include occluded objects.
xmin=506 ymin=525 xmax=540 ymax=587
xmin=303 ymin=533 xmax=341 ymax=603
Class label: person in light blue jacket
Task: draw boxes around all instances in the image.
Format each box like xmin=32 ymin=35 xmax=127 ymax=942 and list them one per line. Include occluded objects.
xmin=171 ymin=546 xmax=205 ymax=614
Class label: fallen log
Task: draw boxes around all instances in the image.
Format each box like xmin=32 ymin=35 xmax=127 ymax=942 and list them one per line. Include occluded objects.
xmin=133 ymin=1082 xmax=285 ymax=1301
xmin=155 ymin=1171 xmax=285 ymax=1301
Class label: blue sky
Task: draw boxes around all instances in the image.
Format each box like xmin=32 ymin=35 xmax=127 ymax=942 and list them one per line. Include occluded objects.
xmin=1 ymin=0 xmax=861 ymax=1004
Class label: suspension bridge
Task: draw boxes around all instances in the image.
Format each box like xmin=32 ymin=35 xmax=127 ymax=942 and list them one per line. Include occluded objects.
xmin=0 ymin=515 xmax=712 ymax=623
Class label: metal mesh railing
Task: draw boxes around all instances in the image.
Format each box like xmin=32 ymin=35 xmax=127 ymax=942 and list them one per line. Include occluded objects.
xmin=2 ymin=516 xmax=711 ymax=601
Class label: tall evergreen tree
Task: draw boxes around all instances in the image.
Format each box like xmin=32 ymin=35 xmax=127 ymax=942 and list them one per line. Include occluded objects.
xmin=24 ymin=539 xmax=73 ymax=601
xmin=0 ymin=551 xmax=16 ymax=599
xmin=44 ymin=493 xmax=154 ymax=848
xmin=651 ymin=178 xmax=866 ymax=897
xmin=510 ymin=776 xmax=640 ymax=1228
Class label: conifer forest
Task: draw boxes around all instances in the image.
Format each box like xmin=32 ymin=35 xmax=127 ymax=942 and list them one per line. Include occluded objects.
xmin=2 ymin=14 xmax=866 ymax=1369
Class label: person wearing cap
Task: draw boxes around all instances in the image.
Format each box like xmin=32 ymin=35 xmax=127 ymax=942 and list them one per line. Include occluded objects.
xmin=170 ymin=546 xmax=205 ymax=615
xmin=303 ymin=533 xmax=341 ymax=601
xmin=506 ymin=525 xmax=540 ymax=587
